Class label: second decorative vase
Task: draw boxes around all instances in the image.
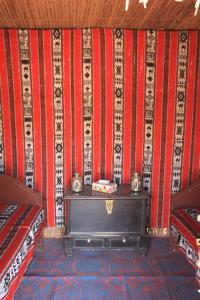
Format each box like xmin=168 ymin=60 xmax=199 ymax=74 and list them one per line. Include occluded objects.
xmin=71 ymin=173 xmax=83 ymax=193
xmin=131 ymin=172 xmax=142 ymax=192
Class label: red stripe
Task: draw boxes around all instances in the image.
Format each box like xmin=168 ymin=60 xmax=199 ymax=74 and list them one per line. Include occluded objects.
xmin=158 ymin=32 xmax=170 ymax=228
xmin=191 ymin=35 xmax=200 ymax=183
xmin=105 ymin=29 xmax=113 ymax=180
xmin=92 ymin=29 xmax=101 ymax=181
xmin=9 ymin=30 xmax=24 ymax=182
xmin=151 ymin=31 xmax=164 ymax=228
xmin=181 ymin=32 xmax=197 ymax=189
xmin=0 ymin=206 xmax=27 ymax=235
xmin=71 ymin=32 xmax=75 ymax=175
xmin=38 ymin=31 xmax=47 ymax=201
xmin=100 ymin=29 xmax=105 ymax=178
xmin=162 ymin=32 xmax=178 ymax=227
xmin=178 ymin=209 xmax=200 ymax=233
xmin=74 ymin=30 xmax=83 ymax=175
xmin=43 ymin=30 xmax=55 ymax=227
xmin=135 ymin=31 xmax=145 ymax=174
xmin=4 ymin=30 xmax=17 ymax=177
xmin=29 ymin=30 xmax=42 ymax=193
xmin=171 ymin=215 xmax=198 ymax=251
xmin=63 ymin=30 xmax=72 ymax=187
xmin=131 ymin=31 xmax=137 ymax=174
xmin=2 ymin=247 xmax=34 ymax=300
xmin=0 ymin=227 xmax=33 ymax=271
xmin=123 ymin=30 xmax=132 ymax=184
xmin=62 ymin=30 xmax=69 ymax=225
xmin=0 ymin=205 xmax=42 ymax=230
xmin=20 ymin=207 xmax=43 ymax=227
xmin=0 ymin=223 xmax=16 ymax=243
xmin=0 ymin=30 xmax=12 ymax=175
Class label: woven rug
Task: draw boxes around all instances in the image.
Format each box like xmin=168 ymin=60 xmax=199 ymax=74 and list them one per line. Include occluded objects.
xmin=14 ymin=238 xmax=200 ymax=300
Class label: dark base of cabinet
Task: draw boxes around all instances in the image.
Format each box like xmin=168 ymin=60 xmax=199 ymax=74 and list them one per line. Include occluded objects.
xmin=64 ymin=233 xmax=150 ymax=256
xmin=64 ymin=186 xmax=150 ymax=256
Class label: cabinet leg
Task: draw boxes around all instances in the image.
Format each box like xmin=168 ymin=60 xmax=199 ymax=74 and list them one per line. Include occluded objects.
xmin=65 ymin=249 xmax=73 ymax=256
xmin=64 ymin=237 xmax=73 ymax=256
xmin=141 ymin=248 xmax=147 ymax=257
xmin=141 ymin=236 xmax=150 ymax=256
xmin=104 ymin=238 xmax=109 ymax=248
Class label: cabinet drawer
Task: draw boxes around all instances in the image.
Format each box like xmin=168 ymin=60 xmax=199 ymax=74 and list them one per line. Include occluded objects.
xmin=72 ymin=236 xmax=142 ymax=249
xmin=110 ymin=237 xmax=140 ymax=248
xmin=75 ymin=238 xmax=103 ymax=248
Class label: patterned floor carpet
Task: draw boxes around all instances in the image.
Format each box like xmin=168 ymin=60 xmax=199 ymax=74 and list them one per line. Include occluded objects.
xmin=14 ymin=238 xmax=200 ymax=300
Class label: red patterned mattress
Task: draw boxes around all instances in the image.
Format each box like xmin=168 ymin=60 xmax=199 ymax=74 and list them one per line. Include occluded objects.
xmin=171 ymin=207 xmax=200 ymax=280
xmin=0 ymin=204 xmax=44 ymax=300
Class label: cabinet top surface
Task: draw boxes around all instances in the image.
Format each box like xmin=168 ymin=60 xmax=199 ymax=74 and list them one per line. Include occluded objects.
xmin=64 ymin=185 xmax=149 ymax=200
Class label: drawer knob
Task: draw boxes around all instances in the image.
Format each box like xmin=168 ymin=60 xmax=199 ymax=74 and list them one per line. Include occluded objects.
xmin=87 ymin=239 xmax=91 ymax=243
xmin=122 ymin=238 xmax=126 ymax=243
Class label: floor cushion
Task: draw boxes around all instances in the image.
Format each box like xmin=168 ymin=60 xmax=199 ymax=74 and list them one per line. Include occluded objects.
xmin=0 ymin=204 xmax=44 ymax=240
xmin=0 ymin=204 xmax=44 ymax=299
xmin=171 ymin=208 xmax=200 ymax=280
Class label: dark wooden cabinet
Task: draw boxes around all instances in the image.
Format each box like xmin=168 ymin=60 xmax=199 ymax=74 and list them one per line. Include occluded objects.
xmin=64 ymin=186 xmax=149 ymax=255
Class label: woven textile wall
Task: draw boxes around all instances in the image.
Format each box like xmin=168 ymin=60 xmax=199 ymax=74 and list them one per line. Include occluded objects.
xmin=0 ymin=29 xmax=200 ymax=230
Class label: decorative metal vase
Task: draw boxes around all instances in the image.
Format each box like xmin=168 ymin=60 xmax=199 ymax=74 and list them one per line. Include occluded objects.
xmin=131 ymin=172 xmax=142 ymax=192
xmin=71 ymin=173 xmax=83 ymax=193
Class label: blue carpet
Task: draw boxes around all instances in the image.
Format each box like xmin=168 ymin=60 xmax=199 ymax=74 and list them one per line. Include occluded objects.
xmin=14 ymin=238 xmax=200 ymax=300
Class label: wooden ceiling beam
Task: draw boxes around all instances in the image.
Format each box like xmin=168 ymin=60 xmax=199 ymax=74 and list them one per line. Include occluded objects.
xmin=0 ymin=0 xmax=199 ymax=30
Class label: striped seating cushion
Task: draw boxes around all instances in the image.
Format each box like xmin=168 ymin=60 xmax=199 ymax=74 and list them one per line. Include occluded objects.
xmin=0 ymin=204 xmax=44 ymax=300
xmin=171 ymin=208 xmax=200 ymax=268
xmin=0 ymin=204 xmax=44 ymax=240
